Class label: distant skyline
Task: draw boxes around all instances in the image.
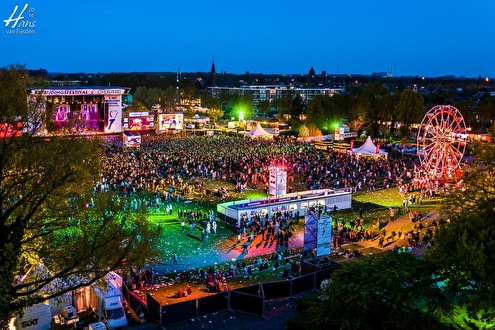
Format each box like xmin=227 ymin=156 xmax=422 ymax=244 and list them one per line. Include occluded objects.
xmin=1 ymin=0 xmax=494 ymax=78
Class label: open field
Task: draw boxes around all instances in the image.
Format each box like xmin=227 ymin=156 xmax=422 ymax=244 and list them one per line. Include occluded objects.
xmin=132 ymin=184 xmax=445 ymax=307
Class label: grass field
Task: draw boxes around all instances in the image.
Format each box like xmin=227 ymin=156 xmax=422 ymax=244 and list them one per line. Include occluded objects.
xmin=129 ymin=184 xmax=446 ymax=308
xmin=143 ymin=184 xmax=446 ymax=271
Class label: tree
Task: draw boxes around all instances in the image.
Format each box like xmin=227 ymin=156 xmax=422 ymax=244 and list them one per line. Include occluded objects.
xmin=228 ymin=95 xmax=254 ymax=121
xmin=277 ymin=89 xmax=297 ymax=121
xmin=133 ymin=86 xmax=163 ymax=109
xmin=257 ymin=99 xmax=271 ymax=117
xmin=357 ymin=83 xmax=390 ymax=138
xmin=0 ymin=65 xmax=159 ymax=324
xmin=395 ymin=89 xmax=424 ymax=139
xmin=305 ymin=95 xmax=344 ymax=132
xmin=206 ymin=108 xmax=224 ymax=124
xmin=163 ymin=86 xmax=178 ymax=108
xmin=476 ymin=95 xmax=495 ymax=128
xmin=424 ymin=142 xmax=495 ymax=323
xmin=298 ymin=124 xmax=309 ymax=138
xmin=306 ymin=123 xmax=322 ymax=137
xmin=126 ymin=100 xmax=147 ymax=113
xmin=289 ymin=94 xmax=304 ymax=120
xmin=291 ymin=253 xmax=450 ymax=330
xmin=179 ymin=77 xmax=199 ymax=103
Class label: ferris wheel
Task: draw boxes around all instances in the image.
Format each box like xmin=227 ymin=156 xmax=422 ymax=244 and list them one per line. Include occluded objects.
xmin=416 ymin=105 xmax=467 ymax=182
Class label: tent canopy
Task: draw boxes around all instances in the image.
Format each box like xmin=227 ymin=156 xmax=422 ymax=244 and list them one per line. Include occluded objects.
xmin=350 ymin=136 xmax=387 ymax=157
xmin=247 ymin=122 xmax=273 ymax=139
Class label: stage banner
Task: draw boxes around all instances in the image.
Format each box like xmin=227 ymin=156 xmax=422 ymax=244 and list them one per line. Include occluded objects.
xmin=105 ymin=95 xmax=122 ymax=133
xmin=158 ymin=114 xmax=183 ymax=130
xmin=316 ymin=215 xmax=332 ymax=257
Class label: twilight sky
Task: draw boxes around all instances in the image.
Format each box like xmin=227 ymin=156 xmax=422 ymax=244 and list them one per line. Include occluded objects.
xmin=1 ymin=0 xmax=494 ymax=77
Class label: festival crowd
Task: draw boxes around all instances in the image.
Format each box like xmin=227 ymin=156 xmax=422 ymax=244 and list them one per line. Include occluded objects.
xmin=95 ymin=134 xmax=411 ymax=199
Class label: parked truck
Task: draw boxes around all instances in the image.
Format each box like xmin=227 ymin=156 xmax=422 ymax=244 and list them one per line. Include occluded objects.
xmin=90 ymin=282 xmax=127 ymax=329
xmin=9 ymin=304 xmax=52 ymax=330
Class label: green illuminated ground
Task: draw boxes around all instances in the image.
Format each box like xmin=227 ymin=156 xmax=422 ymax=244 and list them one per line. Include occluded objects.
xmin=137 ymin=184 xmax=494 ymax=328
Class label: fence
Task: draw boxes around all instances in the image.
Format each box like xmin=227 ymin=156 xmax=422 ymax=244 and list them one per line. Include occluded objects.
xmin=144 ymin=261 xmax=341 ymax=327
xmin=122 ymin=282 xmax=148 ymax=317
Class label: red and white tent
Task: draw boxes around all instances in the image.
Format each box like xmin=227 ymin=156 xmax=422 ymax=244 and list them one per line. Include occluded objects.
xmin=349 ymin=136 xmax=387 ymax=158
xmin=246 ymin=122 xmax=273 ymax=139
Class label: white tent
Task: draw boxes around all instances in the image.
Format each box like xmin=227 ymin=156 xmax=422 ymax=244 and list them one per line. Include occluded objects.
xmin=247 ymin=122 xmax=273 ymax=139
xmin=350 ymin=136 xmax=388 ymax=158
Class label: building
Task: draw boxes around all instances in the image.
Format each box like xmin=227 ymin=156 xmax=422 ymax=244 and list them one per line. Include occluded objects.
xmin=208 ymin=85 xmax=342 ymax=108
xmin=217 ymin=188 xmax=352 ymax=226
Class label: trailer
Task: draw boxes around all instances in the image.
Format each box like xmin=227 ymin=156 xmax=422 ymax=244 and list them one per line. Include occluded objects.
xmin=9 ymin=304 xmax=52 ymax=330
xmin=90 ymin=282 xmax=128 ymax=329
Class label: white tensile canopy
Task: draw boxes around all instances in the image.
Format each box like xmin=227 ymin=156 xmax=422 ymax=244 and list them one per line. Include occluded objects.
xmin=247 ymin=122 xmax=273 ymax=139
xmin=350 ymin=136 xmax=388 ymax=158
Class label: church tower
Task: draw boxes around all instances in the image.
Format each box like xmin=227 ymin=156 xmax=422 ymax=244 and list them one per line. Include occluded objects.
xmin=307 ymin=66 xmax=316 ymax=87
xmin=208 ymin=57 xmax=217 ymax=87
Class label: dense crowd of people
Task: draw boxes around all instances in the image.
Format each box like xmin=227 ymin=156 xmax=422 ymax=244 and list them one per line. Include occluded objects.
xmin=104 ymin=134 xmax=443 ymax=295
xmin=96 ymin=134 xmax=412 ymax=200
xmin=95 ymin=134 xmax=418 ymax=251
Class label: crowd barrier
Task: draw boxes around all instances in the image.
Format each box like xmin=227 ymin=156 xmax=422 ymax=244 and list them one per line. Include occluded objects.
xmin=122 ymin=283 xmax=147 ymax=315
xmin=140 ymin=261 xmax=341 ymax=327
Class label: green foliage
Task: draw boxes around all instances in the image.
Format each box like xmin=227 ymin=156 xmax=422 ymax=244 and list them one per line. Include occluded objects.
xmin=277 ymin=89 xmax=295 ymax=121
xmin=357 ymin=82 xmax=391 ymax=138
xmin=126 ymin=100 xmax=147 ymax=112
xmin=424 ymin=142 xmax=495 ymax=323
xmin=395 ymin=89 xmax=424 ymax=137
xmin=305 ymin=95 xmax=345 ymax=131
xmin=306 ymin=123 xmax=322 ymax=137
xmin=477 ymin=95 xmax=495 ymax=125
xmin=298 ymin=124 xmax=309 ymax=138
xmin=292 ymin=252 xmax=451 ymax=330
xmin=256 ymin=99 xmax=271 ymax=117
xmin=0 ymin=66 xmax=159 ymax=324
xmin=218 ymin=93 xmax=254 ymax=120
xmin=133 ymin=86 xmax=169 ymax=109
xmin=206 ymin=108 xmax=224 ymax=123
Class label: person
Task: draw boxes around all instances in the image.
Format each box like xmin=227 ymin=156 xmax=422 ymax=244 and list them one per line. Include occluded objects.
xmin=173 ymin=252 xmax=178 ymax=266
xmin=242 ymin=241 xmax=249 ymax=254
xmin=212 ymin=220 xmax=217 ymax=234
xmin=181 ymin=220 xmax=185 ymax=233
xmin=176 ymin=289 xmax=183 ymax=298
xmin=378 ymin=236 xmax=384 ymax=248
xmin=185 ymin=284 xmax=192 ymax=295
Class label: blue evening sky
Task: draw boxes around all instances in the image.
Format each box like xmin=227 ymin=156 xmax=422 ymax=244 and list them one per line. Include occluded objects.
xmin=1 ymin=0 xmax=494 ymax=77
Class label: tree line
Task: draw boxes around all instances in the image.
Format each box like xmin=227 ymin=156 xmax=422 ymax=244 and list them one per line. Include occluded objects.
xmin=44 ymin=70 xmax=495 ymax=139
